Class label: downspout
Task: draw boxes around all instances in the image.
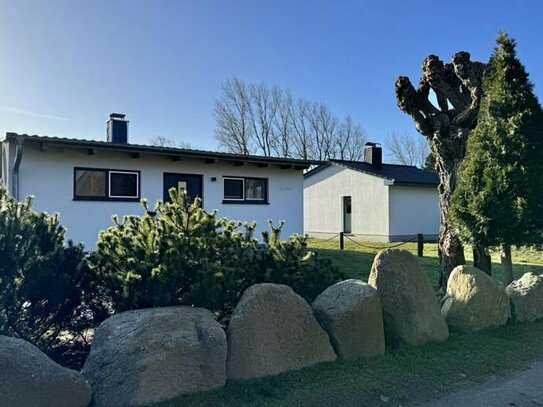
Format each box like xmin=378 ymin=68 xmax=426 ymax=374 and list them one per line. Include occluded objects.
xmin=12 ymin=136 xmax=24 ymax=200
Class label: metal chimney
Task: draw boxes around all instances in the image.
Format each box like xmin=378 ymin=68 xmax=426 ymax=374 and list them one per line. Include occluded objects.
xmin=107 ymin=113 xmax=128 ymax=144
xmin=363 ymin=142 xmax=382 ymax=167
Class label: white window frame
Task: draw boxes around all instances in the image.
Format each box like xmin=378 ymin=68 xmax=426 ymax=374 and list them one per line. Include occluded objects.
xmin=223 ymin=177 xmax=245 ymax=201
xmin=109 ymin=170 xmax=139 ymax=199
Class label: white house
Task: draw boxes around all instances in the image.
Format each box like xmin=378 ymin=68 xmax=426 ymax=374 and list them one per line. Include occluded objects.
xmin=304 ymin=143 xmax=439 ymax=242
xmin=0 ymin=114 xmax=317 ymax=248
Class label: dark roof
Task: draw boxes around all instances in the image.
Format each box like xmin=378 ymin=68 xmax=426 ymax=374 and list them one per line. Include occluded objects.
xmin=3 ymin=133 xmax=324 ymax=169
xmin=305 ymin=159 xmax=439 ymax=187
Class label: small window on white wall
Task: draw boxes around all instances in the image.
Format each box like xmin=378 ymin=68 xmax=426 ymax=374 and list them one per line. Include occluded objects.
xmin=224 ymin=178 xmax=244 ymax=200
xmin=109 ymin=171 xmax=139 ymax=198
xmin=74 ymin=167 xmax=140 ymax=201
xmin=223 ymin=177 xmax=268 ymax=204
xmin=75 ymin=169 xmax=106 ymax=198
xmin=245 ymin=178 xmax=266 ymax=200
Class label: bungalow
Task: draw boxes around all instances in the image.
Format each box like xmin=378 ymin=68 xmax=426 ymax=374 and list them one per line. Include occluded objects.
xmin=0 ymin=114 xmax=318 ymax=248
xmin=303 ymin=143 xmax=439 ymax=242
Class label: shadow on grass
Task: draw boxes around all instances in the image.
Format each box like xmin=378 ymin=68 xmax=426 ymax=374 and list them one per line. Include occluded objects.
xmin=153 ymin=321 xmax=543 ymax=407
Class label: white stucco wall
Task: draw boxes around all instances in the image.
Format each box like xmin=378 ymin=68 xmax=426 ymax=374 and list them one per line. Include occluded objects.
xmin=16 ymin=141 xmax=304 ymax=249
xmin=303 ymin=166 xmax=390 ymax=240
xmin=1 ymin=140 xmax=14 ymax=190
xmin=388 ymin=186 xmax=439 ymax=240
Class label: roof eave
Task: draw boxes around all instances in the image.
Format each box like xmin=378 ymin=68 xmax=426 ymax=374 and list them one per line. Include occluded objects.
xmin=7 ymin=133 xmax=324 ymax=169
xmin=390 ymin=182 xmax=439 ymax=188
xmin=328 ymin=160 xmax=395 ymax=182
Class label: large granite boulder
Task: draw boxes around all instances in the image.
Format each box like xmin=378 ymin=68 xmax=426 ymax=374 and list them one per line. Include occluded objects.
xmin=442 ymin=265 xmax=510 ymax=332
xmin=506 ymin=272 xmax=543 ymax=322
xmin=0 ymin=335 xmax=91 ymax=407
xmin=227 ymin=283 xmax=336 ymax=380
xmin=368 ymin=249 xmax=448 ymax=346
xmin=82 ymin=306 xmax=227 ymax=407
xmin=312 ymin=279 xmax=385 ymax=360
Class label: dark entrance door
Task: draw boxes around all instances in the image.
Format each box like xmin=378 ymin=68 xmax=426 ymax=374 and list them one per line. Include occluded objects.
xmin=343 ymin=196 xmax=352 ymax=234
xmin=163 ymin=173 xmax=203 ymax=204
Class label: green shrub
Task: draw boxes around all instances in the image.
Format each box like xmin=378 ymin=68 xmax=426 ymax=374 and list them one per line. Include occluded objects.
xmin=0 ymin=186 xmax=109 ymax=368
xmin=88 ymin=189 xmax=343 ymax=322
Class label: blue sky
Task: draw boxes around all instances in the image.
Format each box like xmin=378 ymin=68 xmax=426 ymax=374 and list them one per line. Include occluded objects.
xmin=1 ymin=1 xmax=542 ymax=153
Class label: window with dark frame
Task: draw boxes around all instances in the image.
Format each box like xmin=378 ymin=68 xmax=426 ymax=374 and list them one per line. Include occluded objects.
xmin=75 ymin=169 xmax=106 ymax=197
xmin=74 ymin=168 xmax=140 ymax=201
xmin=110 ymin=171 xmax=139 ymax=198
xmin=223 ymin=178 xmax=244 ymax=200
xmin=223 ymin=177 xmax=268 ymax=203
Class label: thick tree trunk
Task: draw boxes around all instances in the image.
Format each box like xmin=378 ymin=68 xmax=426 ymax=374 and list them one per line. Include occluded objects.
xmin=432 ymin=138 xmax=467 ymax=287
xmin=473 ymin=244 xmax=492 ymax=275
xmin=500 ymin=244 xmax=514 ymax=284
xmin=395 ymin=52 xmax=487 ymax=290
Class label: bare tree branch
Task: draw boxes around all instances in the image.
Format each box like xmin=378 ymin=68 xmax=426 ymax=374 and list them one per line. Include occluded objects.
xmin=385 ymin=132 xmax=430 ymax=168
xmin=149 ymin=136 xmax=191 ymax=149
xmin=395 ymin=52 xmax=487 ymax=288
xmin=214 ymin=77 xmax=366 ymax=160
xmin=215 ymin=77 xmax=253 ymax=155
xmin=336 ymin=115 xmax=367 ymax=161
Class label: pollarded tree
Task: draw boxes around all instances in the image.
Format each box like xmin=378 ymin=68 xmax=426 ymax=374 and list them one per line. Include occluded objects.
xmin=395 ymin=51 xmax=488 ymax=288
xmin=450 ymin=33 xmax=543 ymax=284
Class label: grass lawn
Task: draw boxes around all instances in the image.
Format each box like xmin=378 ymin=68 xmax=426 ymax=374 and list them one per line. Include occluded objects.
xmin=307 ymin=238 xmax=543 ymax=286
xmin=152 ymin=240 xmax=543 ymax=407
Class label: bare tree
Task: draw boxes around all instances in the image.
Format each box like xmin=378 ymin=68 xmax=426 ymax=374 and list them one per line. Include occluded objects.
xmin=395 ymin=52 xmax=488 ymax=288
xmin=291 ymin=98 xmax=314 ymax=160
xmin=150 ymin=136 xmax=191 ymax=149
xmin=272 ymin=89 xmax=293 ymax=157
xmin=385 ymin=132 xmax=430 ymax=168
xmin=214 ymin=77 xmax=366 ymax=160
xmin=310 ymin=103 xmax=337 ymax=160
xmin=248 ymin=83 xmax=278 ymax=156
xmin=336 ymin=115 xmax=367 ymax=160
xmin=215 ymin=77 xmax=253 ymax=155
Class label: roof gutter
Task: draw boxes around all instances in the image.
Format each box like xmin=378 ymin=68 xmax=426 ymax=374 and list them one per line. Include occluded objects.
xmin=12 ymin=136 xmax=24 ymax=200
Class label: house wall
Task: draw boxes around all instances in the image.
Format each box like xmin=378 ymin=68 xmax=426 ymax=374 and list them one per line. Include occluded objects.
xmin=388 ymin=186 xmax=439 ymax=241
xmin=1 ymin=139 xmax=14 ymax=190
xmin=17 ymin=142 xmax=304 ymax=249
xmin=303 ymin=166 xmax=390 ymax=240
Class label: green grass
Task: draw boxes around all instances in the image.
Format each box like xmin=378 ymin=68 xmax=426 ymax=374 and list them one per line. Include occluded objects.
xmin=150 ymin=240 xmax=543 ymax=407
xmin=307 ymin=238 xmax=543 ymax=286
xmin=156 ymin=322 xmax=543 ymax=407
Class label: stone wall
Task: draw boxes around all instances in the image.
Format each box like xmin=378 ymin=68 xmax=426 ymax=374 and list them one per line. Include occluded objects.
xmin=4 ymin=249 xmax=539 ymax=407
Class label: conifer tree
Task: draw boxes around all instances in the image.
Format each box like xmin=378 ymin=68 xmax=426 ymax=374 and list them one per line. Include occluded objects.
xmin=450 ymin=33 xmax=543 ymax=283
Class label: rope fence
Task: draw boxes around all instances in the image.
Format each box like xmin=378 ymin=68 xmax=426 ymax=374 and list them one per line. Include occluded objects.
xmin=307 ymin=231 xmax=426 ymax=257
xmin=343 ymin=234 xmax=418 ymax=250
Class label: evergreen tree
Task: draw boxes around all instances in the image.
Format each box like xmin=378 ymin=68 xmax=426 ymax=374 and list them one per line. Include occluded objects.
xmin=450 ymin=33 xmax=543 ymax=283
xmin=0 ymin=186 xmax=109 ymax=368
xmin=89 ymin=188 xmax=343 ymax=321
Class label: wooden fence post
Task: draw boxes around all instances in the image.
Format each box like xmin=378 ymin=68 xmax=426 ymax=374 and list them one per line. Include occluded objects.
xmin=340 ymin=232 xmax=344 ymax=250
xmin=417 ymin=233 xmax=424 ymax=257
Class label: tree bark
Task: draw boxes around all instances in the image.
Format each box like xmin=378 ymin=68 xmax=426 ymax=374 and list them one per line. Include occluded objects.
xmin=473 ymin=244 xmax=492 ymax=275
xmin=395 ymin=52 xmax=487 ymax=289
xmin=501 ymin=244 xmax=514 ymax=284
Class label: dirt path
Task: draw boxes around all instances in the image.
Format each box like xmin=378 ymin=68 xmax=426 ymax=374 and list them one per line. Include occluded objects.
xmin=415 ymin=360 xmax=543 ymax=407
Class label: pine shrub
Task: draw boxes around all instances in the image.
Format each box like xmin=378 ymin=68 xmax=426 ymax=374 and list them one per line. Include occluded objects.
xmin=89 ymin=189 xmax=343 ymax=322
xmin=0 ymin=186 xmax=109 ymax=368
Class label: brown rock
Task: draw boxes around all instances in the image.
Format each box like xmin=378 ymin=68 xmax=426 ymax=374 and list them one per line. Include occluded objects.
xmin=506 ymin=272 xmax=543 ymax=322
xmin=312 ymin=279 xmax=385 ymax=360
xmin=442 ymin=265 xmax=510 ymax=331
xmin=0 ymin=335 xmax=91 ymax=407
xmin=82 ymin=306 xmax=226 ymax=407
xmin=227 ymin=283 xmax=336 ymax=380
xmin=368 ymin=249 xmax=449 ymax=346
